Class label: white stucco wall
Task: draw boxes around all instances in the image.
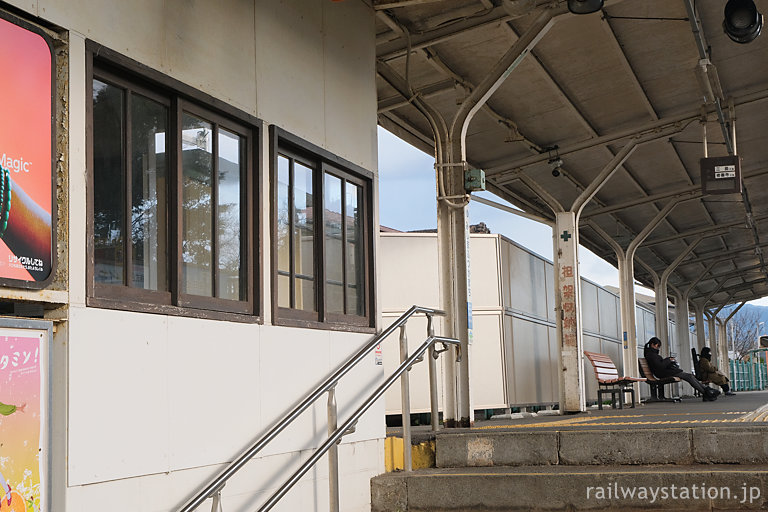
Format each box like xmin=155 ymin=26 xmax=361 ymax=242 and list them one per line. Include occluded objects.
xmin=0 ymin=1 xmax=381 ymax=511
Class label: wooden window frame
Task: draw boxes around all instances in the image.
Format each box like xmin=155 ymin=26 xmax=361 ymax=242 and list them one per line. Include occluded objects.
xmin=270 ymin=126 xmax=375 ymax=332
xmin=86 ymin=42 xmax=262 ymax=322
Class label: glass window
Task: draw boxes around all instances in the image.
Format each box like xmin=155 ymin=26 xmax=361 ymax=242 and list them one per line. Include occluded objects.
xmin=93 ymin=79 xmax=126 ymax=285
xmin=131 ymin=94 xmax=168 ymax=291
xmin=181 ymin=113 xmax=214 ymax=297
xmin=93 ymin=80 xmax=168 ymax=291
xmin=217 ymin=128 xmax=244 ymax=301
xmin=345 ymin=181 xmax=365 ymax=317
xmin=90 ymin=58 xmax=255 ymax=318
xmin=274 ymin=135 xmax=371 ymax=329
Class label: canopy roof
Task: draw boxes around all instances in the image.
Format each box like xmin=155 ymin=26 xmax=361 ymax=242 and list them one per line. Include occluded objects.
xmin=375 ymin=0 xmax=768 ymax=308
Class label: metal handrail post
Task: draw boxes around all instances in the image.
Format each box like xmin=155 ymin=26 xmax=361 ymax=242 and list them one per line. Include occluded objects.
xmin=427 ymin=314 xmax=440 ymax=431
xmin=399 ymin=325 xmax=412 ymax=472
xmin=210 ymin=484 xmax=224 ymax=512
xmin=327 ymin=387 xmax=339 ymax=512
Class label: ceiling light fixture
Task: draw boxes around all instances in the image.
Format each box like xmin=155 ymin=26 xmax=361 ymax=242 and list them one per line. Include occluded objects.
xmin=723 ymin=0 xmax=763 ymax=44
xmin=567 ymin=0 xmax=604 ymax=15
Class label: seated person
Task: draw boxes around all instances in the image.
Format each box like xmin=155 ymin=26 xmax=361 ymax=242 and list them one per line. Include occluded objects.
xmin=644 ymin=337 xmax=719 ymax=401
xmin=699 ymin=347 xmax=735 ymax=396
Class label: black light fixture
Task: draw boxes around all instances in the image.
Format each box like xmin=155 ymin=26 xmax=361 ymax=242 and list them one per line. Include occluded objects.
xmin=723 ymin=0 xmax=763 ymax=44
xmin=567 ymin=0 xmax=604 ymax=15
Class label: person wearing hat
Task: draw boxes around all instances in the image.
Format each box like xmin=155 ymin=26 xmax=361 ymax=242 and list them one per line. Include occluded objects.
xmin=644 ymin=337 xmax=719 ymax=401
xmin=699 ymin=347 xmax=735 ymax=396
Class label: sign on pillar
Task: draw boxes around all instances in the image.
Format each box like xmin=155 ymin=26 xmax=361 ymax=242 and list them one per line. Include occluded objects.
xmin=555 ymin=212 xmax=586 ymax=412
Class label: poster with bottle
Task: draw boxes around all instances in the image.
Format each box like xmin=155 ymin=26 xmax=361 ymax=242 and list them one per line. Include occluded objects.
xmin=0 ymin=13 xmax=55 ymax=287
xmin=0 ymin=327 xmax=49 ymax=512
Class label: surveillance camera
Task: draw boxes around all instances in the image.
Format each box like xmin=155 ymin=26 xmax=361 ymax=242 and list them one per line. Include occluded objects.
xmin=549 ymin=157 xmax=564 ymax=168
xmin=552 ymin=167 xmax=561 ymax=177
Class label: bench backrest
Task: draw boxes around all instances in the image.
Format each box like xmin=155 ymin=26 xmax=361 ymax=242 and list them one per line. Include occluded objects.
xmin=638 ymin=357 xmax=660 ymax=382
xmin=584 ymin=351 xmax=619 ymax=383
xmin=691 ymin=348 xmax=703 ymax=379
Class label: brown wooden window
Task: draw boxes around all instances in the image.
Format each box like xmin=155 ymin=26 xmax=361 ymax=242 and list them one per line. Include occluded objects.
xmin=87 ymin=46 xmax=259 ymax=320
xmin=271 ymin=128 xmax=374 ymax=330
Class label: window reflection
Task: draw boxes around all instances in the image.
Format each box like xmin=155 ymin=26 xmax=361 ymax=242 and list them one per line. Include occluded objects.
xmin=93 ymin=79 xmax=126 ymax=285
xmin=131 ymin=94 xmax=168 ymax=291
xmin=325 ymin=174 xmax=343 ymax=314
xmin=182 ymin=113 xmax=214 ymax=297
xmin=217 ymin=128 xmax=243 ymax=300
xmin=346 ymin=182 xmax=364 ymax=316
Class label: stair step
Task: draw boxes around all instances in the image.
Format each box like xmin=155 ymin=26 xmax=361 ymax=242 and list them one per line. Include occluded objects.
xmin=371 ymin=464 xmax=768 ymax=511
xmin=435 ymin=426 xmax=768 ymax=467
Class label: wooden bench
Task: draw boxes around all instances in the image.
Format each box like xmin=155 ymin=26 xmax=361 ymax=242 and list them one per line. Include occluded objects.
xmin=584 ymin=351 xmax=646 ymax=409
xmin=638 ymin=357 xmax=681 ymax=402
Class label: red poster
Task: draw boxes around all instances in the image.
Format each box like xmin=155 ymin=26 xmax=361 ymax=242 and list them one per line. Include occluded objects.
xmin=0 ymin=16 xmax=53 ymax=285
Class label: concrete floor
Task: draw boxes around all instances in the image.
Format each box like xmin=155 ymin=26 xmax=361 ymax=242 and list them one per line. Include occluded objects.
xmin=388 ymin=390 xmax=768 ymax=440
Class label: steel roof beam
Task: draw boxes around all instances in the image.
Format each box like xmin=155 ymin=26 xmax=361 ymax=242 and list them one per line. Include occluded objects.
xmin=377 ymin=6 xmax=512 ymax=60
xmin=485 ymin=87 xmax=768 ymax=177
xmin=378 ymin=78 xmax=456 ymax=113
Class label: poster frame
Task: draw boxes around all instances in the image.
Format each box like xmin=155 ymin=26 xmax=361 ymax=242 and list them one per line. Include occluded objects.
xmin=0 ymin=317 xmax=53 ymax=512
xmin=0 ymin=9 xmax=57 ymax=290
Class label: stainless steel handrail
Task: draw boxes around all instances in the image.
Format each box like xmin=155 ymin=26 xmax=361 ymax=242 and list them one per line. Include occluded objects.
xmin=258 ymin=334 xmax=459 ymax=512
xmin=176 ymin=305 xmax=449 ymax=512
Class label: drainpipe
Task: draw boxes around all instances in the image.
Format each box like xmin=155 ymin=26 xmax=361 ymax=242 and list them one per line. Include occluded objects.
xmin=442 ymin=2 xmax=567 ymax=425
xmin=376 ymin=60 xmax=461 ymax=425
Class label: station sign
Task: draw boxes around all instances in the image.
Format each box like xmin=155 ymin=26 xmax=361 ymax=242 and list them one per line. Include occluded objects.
xmin=700 ymin=155 xmax=742 ymax=195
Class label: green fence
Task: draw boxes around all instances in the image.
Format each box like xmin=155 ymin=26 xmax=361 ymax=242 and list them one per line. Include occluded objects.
xmin=729 ymin=354 xmax=768 ymax=391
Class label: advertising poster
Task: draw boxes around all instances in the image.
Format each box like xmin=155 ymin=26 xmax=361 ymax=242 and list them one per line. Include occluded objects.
xmin=0 ymin=15 xmax=54 ymax=285
xmin=0 ymin=330 xmax=47 ymax=512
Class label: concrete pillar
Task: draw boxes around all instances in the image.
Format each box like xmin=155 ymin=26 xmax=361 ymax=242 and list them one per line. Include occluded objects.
xmin=706 ymin=311 xmax=717 ymax=355
xmin=717 ymin=319 xmax=728 ymax=373
xmin=694 ymin=304 xmax=706 ymax=351
xmin=441 ymin=4 xmax=567 ymax=426
xmin=673 ymin=290 xmax=692 ymax=369
xmin=554 ymin=211 xmax=586 ymax=412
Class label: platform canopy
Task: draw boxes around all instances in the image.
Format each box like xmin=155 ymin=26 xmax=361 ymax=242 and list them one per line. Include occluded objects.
xmin=375 ymin=0 xmax=768 ymax=307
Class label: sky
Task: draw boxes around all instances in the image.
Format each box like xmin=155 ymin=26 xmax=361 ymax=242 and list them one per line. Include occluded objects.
xmin=377 ymin=126 xmax=768 ymax=307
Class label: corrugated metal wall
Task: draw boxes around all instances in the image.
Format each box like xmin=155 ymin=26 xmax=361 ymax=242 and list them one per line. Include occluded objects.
xmin=380 ymin=232 xmax=674 ymax=413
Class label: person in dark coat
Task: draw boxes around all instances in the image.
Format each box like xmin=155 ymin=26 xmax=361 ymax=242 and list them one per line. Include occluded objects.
xmin=699 ymin=347 xmax=735 ymax=396
xmin=644 ymin=337 xmax=719 ymax=401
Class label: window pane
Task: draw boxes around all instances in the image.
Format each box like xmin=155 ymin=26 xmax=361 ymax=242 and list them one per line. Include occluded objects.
xmin=217 ymin=128 xmax=243 ymax=300
xmin=131 ymin=94 xmax=168 ymax=291
xmin=293 ymin=162 xmax=314 ymax=312
xmin=277 ymin=155 xmax=291 ymax=308
xmin=93 ymin=79 xmax=125 ymax=284
xmin=324 ymin=174 xmax=343 ymax=315
xmin=181 ymin=113 xmax=213 ymax=297
xmin=346 ymin=182 xmax=364 ymax=316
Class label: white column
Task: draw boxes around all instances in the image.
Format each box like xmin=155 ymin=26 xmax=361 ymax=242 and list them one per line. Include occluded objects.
xmin=673 ymin=291 xmax=692 ymax=369
xmin=618 ymin=252 xmax=640 ymax=379
xmin=554 ymin=211 xmax=585 ymax=412
xmin=694 ymin=304 xmax=707 ymax=352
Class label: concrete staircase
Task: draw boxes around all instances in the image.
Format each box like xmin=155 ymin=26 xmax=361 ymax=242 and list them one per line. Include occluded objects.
xmin=371 ymin=426 xmax=768 ymax=511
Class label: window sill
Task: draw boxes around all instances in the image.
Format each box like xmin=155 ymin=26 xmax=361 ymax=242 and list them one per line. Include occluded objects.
xmin=86 ymin=296 xmax=262 ymax=324
xmin=273 ymin=314 xmax=376 ymax=334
